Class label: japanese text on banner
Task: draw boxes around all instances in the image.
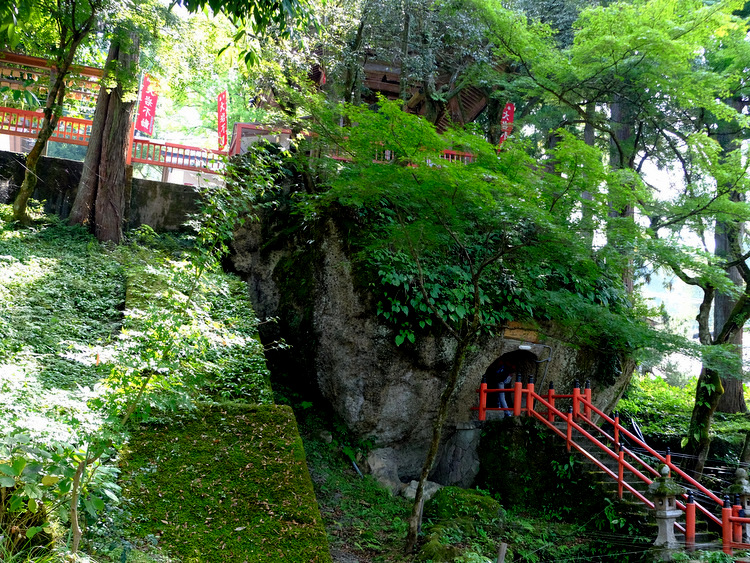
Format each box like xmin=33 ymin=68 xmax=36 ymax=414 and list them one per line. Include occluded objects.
xmin=218 ymin=90 xmax=228 ymax=150
xmin=497 ymin=102 xmax=515 ymax=148
xmin=135 ymin=74 xmax=159 ymax=136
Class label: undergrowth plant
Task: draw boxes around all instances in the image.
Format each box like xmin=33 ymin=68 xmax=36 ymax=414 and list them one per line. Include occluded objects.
xmin=0 ymin=173 xmax=275 ymax=559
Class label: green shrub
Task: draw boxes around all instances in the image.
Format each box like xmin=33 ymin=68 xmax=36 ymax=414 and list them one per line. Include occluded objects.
xmin=424 ymin=487 xmax=504 ymax=525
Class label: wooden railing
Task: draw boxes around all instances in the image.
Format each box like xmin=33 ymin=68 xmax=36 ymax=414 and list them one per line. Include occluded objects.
xmin=128 ymin=137 xmax=226 ymax=174
xmin=474 ymin=377 xmax=750 ymax=555
xmin=327 ymin=142 xmax=475 ymax=165
xmin=0 ymin=105 xmax=225 ymax=175
xmin=0 ymin=104 xmax=476 ymax=176
xmin=0 ymin=106 xmax=92 ymax=145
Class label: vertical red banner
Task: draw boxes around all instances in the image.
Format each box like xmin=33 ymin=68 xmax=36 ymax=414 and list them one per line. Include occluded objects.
xmin=497 ymin=102 xmax=515 ymax=148
xmin=135 ymin=74 xmax=159 ymax=136
xmin=217 ymin=90 xmax=228 ymax=151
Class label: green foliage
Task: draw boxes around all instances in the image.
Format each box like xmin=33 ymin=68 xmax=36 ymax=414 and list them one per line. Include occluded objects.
xmin=0 ymin=208 xmax=271 ymax=560
xmin=120 ymin=404 xmax=331 ymax=562
xmin=417 ymin=488 xmax=504 ymax=562
xmin=619 ymin=374 xmax=693 ymax=439
xmin=290 ymin=98 xmax=652 ymax=356
xmin=424 ymin=487 xmax=504 ymax=524
xmin=178 ymin=0 xmax=316 ymax=67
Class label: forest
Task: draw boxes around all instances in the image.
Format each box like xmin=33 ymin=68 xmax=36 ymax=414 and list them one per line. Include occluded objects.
xmin=1 ymin=0 xmax=750 ymax=561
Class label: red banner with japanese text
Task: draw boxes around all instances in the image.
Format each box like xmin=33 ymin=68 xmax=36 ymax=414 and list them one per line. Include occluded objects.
xmin=497 ymin=102 xmax=515 ymax=148
xmin=135 ymin=74 xmax=158 ymax=136
xmin=217 ymin=90 xmax=228 ymax=150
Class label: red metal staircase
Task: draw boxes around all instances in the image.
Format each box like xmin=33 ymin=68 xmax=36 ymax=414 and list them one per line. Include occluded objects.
xmin=473 ymin=377 xmax=750 ymax=556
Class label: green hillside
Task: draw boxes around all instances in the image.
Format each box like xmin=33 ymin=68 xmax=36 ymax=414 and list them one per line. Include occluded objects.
xmin=0 ymin=207 xmax=329 ymax=562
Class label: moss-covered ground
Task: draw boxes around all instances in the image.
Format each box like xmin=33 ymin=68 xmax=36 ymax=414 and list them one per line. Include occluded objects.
xmin=119 ymin=404 xmax=331 ymax=563
xmin=0 ymin=208 xmax=329 ymax=562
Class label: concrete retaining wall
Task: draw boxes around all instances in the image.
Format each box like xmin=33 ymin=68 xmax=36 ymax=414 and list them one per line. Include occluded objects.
xmin=0 ymin=150 xmax=200 ymax=231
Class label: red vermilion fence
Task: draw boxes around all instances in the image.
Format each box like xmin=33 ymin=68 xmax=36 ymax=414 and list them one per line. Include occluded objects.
xmin=474 ymin=377 xmax=750 ymax=555
xmin=0 ymin=105 xmax=226 ymax=175
xmin=127 ymin=136 xmax=226 ymax=174
xmin=0 ymin=106 xmax=92 ymax=146
xmin=0 ymin=105 xmax=478 ymax=176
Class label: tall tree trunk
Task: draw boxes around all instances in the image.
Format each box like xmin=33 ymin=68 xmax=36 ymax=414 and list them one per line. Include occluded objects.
xmin=608 ymin=94 xmax=637 ymax=294
xmin=405 ymin=335 xmax=471 ymax=553
xmin=343 ymin=18 xmax=366 ymax=105
xmin=580 ymin=102 xmax=596 ymax=248
xmin=68 ymin=45 xmax=118 ymax=226
xmin=68 ymin=30 xmax=139 ymax=242
xmin=399 ymin=9 xmax=412 ymax=107
xmin=684 ymin=367 xmax=724 ymax=476
xmin=714 ymin=216 xmax=746 ymax=413
xmin=11 ymin=10 xmax=96 ymax=223
xmin=714 ymin=97 xmax=746 ymax=413
xmin=94 ymin=31 xmax=139 ymax=243
xmin=685 ymin=286 xmax=750 ymax=475
xmin=12 ymin=49 xmax=76 ymax=223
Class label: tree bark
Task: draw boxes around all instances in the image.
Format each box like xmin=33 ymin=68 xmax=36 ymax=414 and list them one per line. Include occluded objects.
xmin=68 ymin=44 xmax=118 ymax=226
xmin=683 ymin=367 xmax=724 ymax=476
xmin=405 ymin=335 xmax=471 ymax=553
xmin=94 ymin=31 xmax=139 ymax=243
xmin=11 ymin=4 xmax=97 ymax=223
xmin=713 ymin=97 xmax=746 ymax=414
xmin=68 ymin=30 xmax=139 ymax=242
xmin=399 ymin=9 xmax=412 ymax=107
xmin=608 ymin=94 xmax=637 ymax=294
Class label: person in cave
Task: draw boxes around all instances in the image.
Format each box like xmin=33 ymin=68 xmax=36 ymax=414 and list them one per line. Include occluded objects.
xmin=497 ymin=365 xmax=514 ymax=417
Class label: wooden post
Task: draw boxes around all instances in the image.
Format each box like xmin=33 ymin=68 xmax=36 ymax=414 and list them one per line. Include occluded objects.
xmin=566 ymin=407 xmax=573 ymax=452
xmin=723 ymin=496 xmax=733 ymax=555
xmin=572 ymin=380 xmax=580 ymax=419
xmin=613 ymin=411 xmax=620 ymax=447
xmin=513 ymin=375 xmax=522 ymax=417
xmin=685 ymin=491 xmax=696 ymax=548
xmin=734 ymin=495 xmax=742 ymax=544
xmin=526 ymin=377 xmax=535 ymax=416
xmin=497 ymin=542 xmax=508 ymax=563
xmin=126 ymin=120 xmax=134 ymax=165
xmin=666 ymin=448 xmax=671 ymax=478
xmin=479 ymin=375 xmax=487 ymax=421
xmin=547 ymin=382 xmax=555 ymax=423
xmin=584 ymin=380 xmax=592 ymax=420
xmin=618 ymin=443 xmax=624 ymax=499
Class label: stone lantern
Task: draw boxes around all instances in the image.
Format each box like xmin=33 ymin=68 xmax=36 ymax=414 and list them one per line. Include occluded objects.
xmin=648 ymin=464 xmax=685 ymax=552
xmin=724 ymin=468 xmax=750 ymax=541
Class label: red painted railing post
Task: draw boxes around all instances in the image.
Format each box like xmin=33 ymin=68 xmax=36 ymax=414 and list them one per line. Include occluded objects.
xmin=666 ymin=448 xmax=672 ymax=478
xmin=723 ymin=496 xmax=733 ymax=555
xmin=566 ymin=407 xmax=573 ymax=452
xmin=513 ymin=375 xmax=522 ymax=417
xmin=126 ymin=121 xmax=134 ymax=165
xmin=733 ymin=495 xmax=742 ymax=544
xmin=584 ymin=380 xmax=592 ymax=420
xmin=618 ymin=443 xmax=624 ymax=499
xmin=547 ymin=382 xmax=555 ymax=423
xmin=572 ymin=380 xmax=580 ymax=419
xmin=613 ymin=411 xmax=620 ymax=447
xmin=479 ymin=375 xmax=487 ymax=422
xmin=685 ymin=491 xmax=696 ymax=547
xmin=527 ymin=376 xmax=535 ymax=416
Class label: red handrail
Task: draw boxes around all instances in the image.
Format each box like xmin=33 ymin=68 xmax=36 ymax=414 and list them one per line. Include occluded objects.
xmin=0 ymin=106 xmax=92 ymax=145
xmin=0 ymin=105 xmax=226 ymax=177
xmin=129 ymin=137 xmax=227 ymax=174
xmin=473 ymin=379 xmax=742 ymax=550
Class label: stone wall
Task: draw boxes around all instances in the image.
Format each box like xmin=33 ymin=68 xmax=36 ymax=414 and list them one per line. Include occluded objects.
xmin=0 ymin=150 xmax=198 ymax=231
xmin=231 ymin=215 xmax=634 ymax=489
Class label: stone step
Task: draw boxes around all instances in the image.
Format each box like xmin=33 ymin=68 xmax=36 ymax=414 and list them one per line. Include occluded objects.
xmin=674 ymin=532 xmax=719 ymax=545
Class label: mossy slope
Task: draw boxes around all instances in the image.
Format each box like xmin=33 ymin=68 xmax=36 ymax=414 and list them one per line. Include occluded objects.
xmin=121 ymin=404 xmax=332 ymax=562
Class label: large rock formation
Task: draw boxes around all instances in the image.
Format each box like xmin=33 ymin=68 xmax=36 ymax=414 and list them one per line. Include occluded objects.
xmin=231 ymin=214 xmax=633 ymax=489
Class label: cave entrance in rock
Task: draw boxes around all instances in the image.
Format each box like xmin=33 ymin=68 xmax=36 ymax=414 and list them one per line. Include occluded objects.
xmin=483 ymin=349 xmax=539 ymax=409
